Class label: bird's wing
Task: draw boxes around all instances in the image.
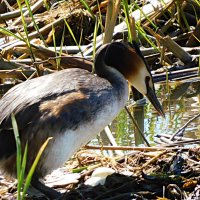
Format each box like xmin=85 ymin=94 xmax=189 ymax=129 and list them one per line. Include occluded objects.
xmin=0 ymin=68 xmax=112 ymax=131
xmin=0 ymin=68 xmax=82 ymax=124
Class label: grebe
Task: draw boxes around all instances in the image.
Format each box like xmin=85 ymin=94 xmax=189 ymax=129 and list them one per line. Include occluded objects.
xmin=0 ymin=41 xmax=164 ymax=198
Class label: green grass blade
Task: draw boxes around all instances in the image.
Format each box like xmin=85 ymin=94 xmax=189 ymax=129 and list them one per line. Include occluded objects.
xmin=133 ymin=2 xmax=158 ymax=30
xmin=96 ymin=0 xmax=104 ymax=31
xmin=16 ymin=0 xmax=37 ymax=63
xmin=51 ymin=24 xmax=60 ymax=69
xmin=176 ymin=0 xmax=190 ymax=31
xmin=19 ymin=143 xmax=28 ymax=200
xmin=64 ymin=19 xmax=83 ymax=56
xmin=194 ymin=0 xmax=200 ymax=6
xmin=11 ymin=113 xmax=22 ymax=200
xmin=24 ymin=0 xmax=47 ymax=46
xmin=0 ymin=27 xmax=24 ymax=41
xmin=136 ymin=24 xmax=159 ymax=50
xmin=191 ymin=4 xmax=199 ymax=22
xmin=57 ymin=26 xmax=66 ymax=69
xmin=192 ymin=34 xmax=200 ymax=43
xmin=22 ymin=137 xmax=52 ymax=198
xmin=80 ymin=0 xmax=95 ymax=19
xmin=92 ymin=17 xmax=99 ymax=73
xmin=122 ymin=0 xmax=132 ymax=42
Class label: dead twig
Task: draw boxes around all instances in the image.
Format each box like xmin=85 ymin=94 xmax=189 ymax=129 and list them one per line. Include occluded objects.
xmin=85 ymin=145 xmax=192 ymax=151
xmin=153 ymin=67 xmax=199 ymax=82
xmin=0 ymin=8 xmax=27 ymax=21
xmin=187 ymin=20 xmax=200 ymax=47
xmin=0 ymin=69 xmax=35 ymax=79
xmin=14 ymin=45 xmax=93 ymax=71
xmin=11 ymin=0 xmax=48 ymax=26
xmin=166 ymin=139 xmax=200 ymax=147
xmin=170 ymin=113 xmax=200 ymax=141
xmin=140 ymin=150 xmax=167 ymax=170
xmin=125 ymin=106 xmax=150 ymax=147
xmin=156 ymin=35 xmax=193 ymax=64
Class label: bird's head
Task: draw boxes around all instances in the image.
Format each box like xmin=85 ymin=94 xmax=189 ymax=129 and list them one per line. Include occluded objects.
xmin=102 ymin=41 xmax=164 ymax=117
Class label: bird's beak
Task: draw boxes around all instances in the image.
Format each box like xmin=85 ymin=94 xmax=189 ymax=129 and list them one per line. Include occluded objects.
xmin=146 ymin=84 xmax=165 ymax=117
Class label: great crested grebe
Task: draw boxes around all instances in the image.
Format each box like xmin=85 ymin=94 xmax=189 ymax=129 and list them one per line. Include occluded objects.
xmin=0 ymin=41 xmax=164 ymax=198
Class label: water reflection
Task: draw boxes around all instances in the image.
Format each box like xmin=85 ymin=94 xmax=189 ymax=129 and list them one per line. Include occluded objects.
xmin=110 ymin=80 xmax=200 ymax=146
xmin=133 ymin=105 xmax=145 ymax=146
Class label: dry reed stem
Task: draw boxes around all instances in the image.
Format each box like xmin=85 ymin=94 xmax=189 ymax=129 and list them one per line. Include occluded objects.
xmin=156 ymin=35 xmax=193 ymax=64
xmin=103 ymin=0 xmax=121 ymax=44
xmin=14 ymin=46 xmax=93 ymax=71
xmin=11 ymin=0 xmax=47 ymax=26
xmin=0 ymin=69 xmax=35 ymax=79
xmin=85 ymin=145 xmax=192 ymax=151
xmin=140 ymin=150 xmax=167 ymax=170
xmin=170 ymin=113 xmax=200 ymax=141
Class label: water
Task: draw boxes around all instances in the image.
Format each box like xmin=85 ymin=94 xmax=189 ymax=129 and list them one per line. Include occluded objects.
xmin=94 ymin=79 xmax=200 ymax=147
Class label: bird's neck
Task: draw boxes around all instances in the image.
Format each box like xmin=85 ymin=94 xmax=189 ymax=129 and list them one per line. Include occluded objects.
xmin=94 ymin=46 xmax=128 ymax=98
xmin=94 ymin=46 xmax=125 ymax=84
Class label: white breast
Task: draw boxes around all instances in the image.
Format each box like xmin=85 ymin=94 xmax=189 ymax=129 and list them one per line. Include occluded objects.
xmin=41 ymin=87 xmax=129 ymax=175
